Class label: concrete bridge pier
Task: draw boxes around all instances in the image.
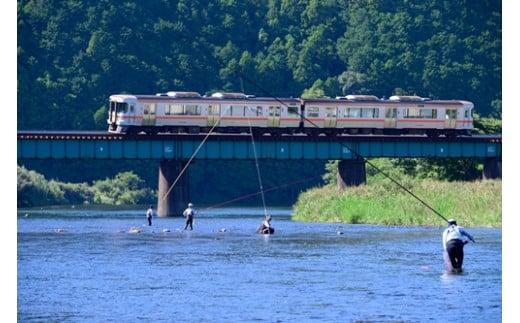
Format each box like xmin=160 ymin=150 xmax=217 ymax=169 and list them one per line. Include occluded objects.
xmin=483 ymin=157 xmax=502 ymax=179
xmin=157 ymin=159 xmax=190 ymax=217
xmin=337 ymin=158 xmax=366 ymax=189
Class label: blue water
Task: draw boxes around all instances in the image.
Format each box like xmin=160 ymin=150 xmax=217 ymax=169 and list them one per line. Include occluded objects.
xmin=18 ymin=208 xmax=501 ymax=322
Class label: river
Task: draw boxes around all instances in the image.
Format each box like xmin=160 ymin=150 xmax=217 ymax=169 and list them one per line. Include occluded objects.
xmin=18 ymin=207 xmax=501 ymax=322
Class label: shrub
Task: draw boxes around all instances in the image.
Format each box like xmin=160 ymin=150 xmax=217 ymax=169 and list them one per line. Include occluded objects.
xmin=17 ymin=166 xmax=65 ymax=207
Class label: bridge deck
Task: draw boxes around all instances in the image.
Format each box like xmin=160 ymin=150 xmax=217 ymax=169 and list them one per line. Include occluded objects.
xmin=17 ymin=131 xmax=501 ymax=160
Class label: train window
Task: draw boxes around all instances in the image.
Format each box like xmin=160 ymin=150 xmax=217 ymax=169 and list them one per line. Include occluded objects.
xmin=385 ymin=108 xmax=397 ymax=118
xmin=269 ymin=106 xmax=281 ymax=117
xmin=256 ymin=106 xmax=263 ymax=116
xmin=144 ymin=103 xmax=155 ymax=115
xmin=231 ymin=105 xmax=246 ymax=116
xmin=404 ymin=108 xmax=419 ymax=118
xmin=208 ymin=105 xmax=220 ymax=115
xmin=115 ymin=103 xmax=128 ymax=113
xmin=361 ymin=108 xmax=378 ymax=118
xmin=244 ymin=106 xmax=260 ymax=117
xmin=222 ymin=105 xmax=232 ymax=116
xmin=446 ymin=109 xmax=457 ymax=119
xmin=421 ymin=109 xmax=437 ymax=118
xmin=129 ymin=105 xmax=134 ymax=113
xmin=185 ymin=104 xmax=200 ymax=115
xmin=421 ymin=109 xmax=437 ymax=119
xmin=464 ymin=110 xmax=470 ymax=118
xmin=345 ymin=108 xmax=361 ymax=118
xmin=143 ymin=104 xmax=150 ymax=115
xmin=168 ymin=104 xmax=184 ymax=115
xmin=307 ymin=107 xmax=319 ymax=118
xmin=288 ymin=106 xmax=297 ymax=115
xmin=288 ymin=106 xmax=299 ymax=115
xmin=405 ymin=108 xmax=437 ymax=118
xmin=325 ymin=107 xmax=337 ymax=118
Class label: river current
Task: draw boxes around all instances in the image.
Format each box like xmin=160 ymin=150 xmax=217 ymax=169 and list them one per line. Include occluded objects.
xmin=18 ymin=207 xmax=501 ymax=322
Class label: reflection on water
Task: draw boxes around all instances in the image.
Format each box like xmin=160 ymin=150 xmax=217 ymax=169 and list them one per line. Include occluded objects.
xmin=18 ymin=207 xmax=501 ymax=322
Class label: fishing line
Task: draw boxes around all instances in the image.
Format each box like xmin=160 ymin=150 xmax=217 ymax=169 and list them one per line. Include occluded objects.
xmin=247 ymin=112 xmax=268 ymax=218
xmin=200 ymin=175 xmax=321 ymax=211
xmin=161 ymin=106 xmax=229 ymax=202
xmin=237 ymin=71 xmax=450 ymax=223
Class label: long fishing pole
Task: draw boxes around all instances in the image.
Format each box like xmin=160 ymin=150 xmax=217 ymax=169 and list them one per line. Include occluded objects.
xmin=237 ymin=71 xmax=450 ymax=223
xmin=247 ymin=115 xmax=268 ymax=218
xmin=161 ymin=109 xmax=227 ymax=202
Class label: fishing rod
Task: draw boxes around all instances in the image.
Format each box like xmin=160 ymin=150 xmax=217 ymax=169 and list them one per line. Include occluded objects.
xmin=161 ymin=107 xmax=230 ymax=202
xmin=236 ymin=71 xmax=450 ymax=224
xmin=247 ymin=114 xmax=268 ymax=218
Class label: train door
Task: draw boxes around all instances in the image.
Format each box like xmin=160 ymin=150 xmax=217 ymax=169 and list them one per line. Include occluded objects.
xmin=385 ymin=108 xmax=397 ymax=127
xmin=143 ymin=103 xmax=156 ymax=126
xmin=445 ymin=109 xmax=457 ymax=128
xmin=268 ymin=106 xmax=281 ymax=127
xmin=208 ymin=104 xmax=220 ymax=126
xmin=324 ymin=107 xmax=337 ymax=128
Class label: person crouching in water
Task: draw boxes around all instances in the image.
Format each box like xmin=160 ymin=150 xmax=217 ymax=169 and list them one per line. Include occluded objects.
xmin=183 ymin=203 xmax=195 ymax=230
xmin=442 ymin=219 xmax=475 ymax=272
xmin=257 ymin=215 xmax=274 ymax=234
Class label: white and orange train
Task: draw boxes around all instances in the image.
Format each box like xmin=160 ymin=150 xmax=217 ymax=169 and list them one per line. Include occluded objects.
xmin=107 ymin=91 xmax=474 ymax=136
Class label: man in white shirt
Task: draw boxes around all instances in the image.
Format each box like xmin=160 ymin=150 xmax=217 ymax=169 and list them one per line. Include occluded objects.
xmin=443 ymin=219 xmax=475 ymax=271
xmin=183 ymin=203 xmax=195 ymax=230
xmin=146 ymin=205 xmax=154 ymax=226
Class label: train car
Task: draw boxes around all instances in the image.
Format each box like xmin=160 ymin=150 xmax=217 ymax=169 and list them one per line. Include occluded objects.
xmin=107 ymin=91 xmax=301 ymax=135
xmin=382 ymin=95 xmax=473 ymax=136
xmin=302 ymin=95 xmax=384 ymax=135
xmin=108 ymin=91 xmax=473 ymax=136
xmin=301 ymin=95 xmax=473 ymax=136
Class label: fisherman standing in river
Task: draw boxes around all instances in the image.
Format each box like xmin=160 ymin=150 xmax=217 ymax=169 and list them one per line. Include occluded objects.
xmin=443 ymin=219 xmax=475 ymax=272
xmin=146 ymin=205 xmax=154 ymax=226
xmin=183 ymin=203 xmax=195 ymax=230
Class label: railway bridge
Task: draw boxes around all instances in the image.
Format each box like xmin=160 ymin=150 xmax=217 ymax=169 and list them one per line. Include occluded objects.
xmin=17 ymin=131 xmax=502 ymax=216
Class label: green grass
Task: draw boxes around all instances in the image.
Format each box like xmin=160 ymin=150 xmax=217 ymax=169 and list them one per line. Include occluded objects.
xmin=292 ymin=179 xmax=502 ymax=227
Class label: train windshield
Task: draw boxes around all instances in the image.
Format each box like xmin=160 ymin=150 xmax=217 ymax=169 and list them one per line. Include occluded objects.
xmin=109 ymin=101 xmax=129 ymax=113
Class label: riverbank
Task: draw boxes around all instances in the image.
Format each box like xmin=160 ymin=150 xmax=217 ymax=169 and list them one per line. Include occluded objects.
xmin=292 ymin=179 xmax=501 ymax=227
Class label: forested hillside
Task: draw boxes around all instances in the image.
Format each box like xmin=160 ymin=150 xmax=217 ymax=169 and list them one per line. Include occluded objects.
xmin=18 ymin=0 xmax=501 ymax=130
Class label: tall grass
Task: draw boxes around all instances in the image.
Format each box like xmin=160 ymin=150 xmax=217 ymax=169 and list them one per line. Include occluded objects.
xmin=292 ymin=179 xmax=501 ymax=227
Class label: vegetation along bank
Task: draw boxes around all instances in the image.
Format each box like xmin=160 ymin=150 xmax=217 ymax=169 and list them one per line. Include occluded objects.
xmin=292 ymin=159 xmax=501 ymax=227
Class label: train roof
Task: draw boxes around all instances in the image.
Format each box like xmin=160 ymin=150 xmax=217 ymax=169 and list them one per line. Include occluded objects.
xmin=302 ymin=97 xmax=468 ymax=106
xmin=110 ymin=93 xmax=472 ymax=107
xmin=128 ymin=94 xmax=300 ymax=104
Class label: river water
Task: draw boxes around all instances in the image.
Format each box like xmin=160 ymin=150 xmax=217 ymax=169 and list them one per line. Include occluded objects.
xmin=18 ymin=207 xmax=501 ymax=322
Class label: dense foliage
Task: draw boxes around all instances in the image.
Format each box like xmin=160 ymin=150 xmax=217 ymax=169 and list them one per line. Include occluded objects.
xmin=18 ymin=0 xmax=501 ymax=131
xmin=17 ymin=166 xmax=155 ymax=207
xmin=19 ymin=159 xmax=325 ymax=207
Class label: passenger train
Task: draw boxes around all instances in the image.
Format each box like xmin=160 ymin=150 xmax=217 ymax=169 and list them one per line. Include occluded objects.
xmin=107 ymin=91 xmax=474 ymax=136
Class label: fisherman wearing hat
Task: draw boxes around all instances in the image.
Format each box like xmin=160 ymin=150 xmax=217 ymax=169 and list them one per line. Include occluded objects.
xmin=442 ymin=219 xmax=475 ymax=271
xmin=183 ymin=203 xmax=195 ymax=230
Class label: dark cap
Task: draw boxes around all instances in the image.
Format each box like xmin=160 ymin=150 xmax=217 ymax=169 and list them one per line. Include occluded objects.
xmin=447 ymin=219 xmax=457 ymax=225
